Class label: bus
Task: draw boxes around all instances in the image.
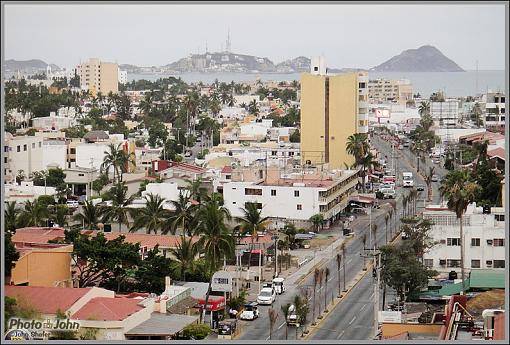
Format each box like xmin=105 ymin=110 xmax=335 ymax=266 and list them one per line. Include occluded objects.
xmin=402 ymin=172 xmax=414 ymax=188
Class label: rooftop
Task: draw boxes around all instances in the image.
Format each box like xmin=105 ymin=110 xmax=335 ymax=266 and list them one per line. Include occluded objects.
xmin=4 ymin=286 xmax=91 ymax=314
xmin=72 ymin=297 xmax=145 ymax=321
xmin=125 ymin=313 xmax=199 ymax=336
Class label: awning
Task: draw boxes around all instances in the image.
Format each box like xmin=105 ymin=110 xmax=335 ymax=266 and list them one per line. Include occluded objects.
xmin=196 ymin=296 xmax=225 ymax=311
xmin=125 ymin=313 xmax=199 ymax=336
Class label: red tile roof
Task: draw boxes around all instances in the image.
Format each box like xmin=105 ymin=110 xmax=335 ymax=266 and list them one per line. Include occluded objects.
xmin=221 ymin=166 xmax=233 ymax=173
xmin=167 ymin=161 xmax=206 ymax=173
xmin=239 ymin=234 xmax=273 ymax=244
xmin=103 ymin=233 xmax=199 ymax=249
xmin=4 ymin=286 xmax=90 ymax=314
xmin=488 ymin=147 xmax=505 ymax=161
xmin=71 ymin=297 xmax=145 ymax=321
xmin=12 ymin=227 xmax=66 ymax=244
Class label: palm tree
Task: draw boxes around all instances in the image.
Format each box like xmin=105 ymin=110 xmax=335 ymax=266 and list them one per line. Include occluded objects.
xmin=281 ymin=304 xmax=291 ymax=340
xmin=317 ymin=268 xmax=324 ymax=316
xmin=170 ymin=235 xmax=198 ymax=281
xmin=168 ymin=192 xmax=197 ymax=236
xmin=268 ymin=308 xmax=279 ymax=340
xmin=5 ymin=201 xmax=19 ymax=233
xmin=340 ymin=243 xmax=347 ymax=291
xmin=19 ymin=200 xmax=48 ymax=227
xmin=101 ymin=143 xmax=122 ymax=183
xmin=130 ymin=194 xmax=170 ymax=234
xmin=346 ymin=133 xmax=369 ymax=164
xmin=312 ymin=268 xmax=320 ymax=322
xmin=309 ymin=214 xmax=324 ymax=232
xmin=336 ymin=253 xmax=342 ymax=298
xmin=235 ymin=202 xmax=271 ymax=272
xmin=195 ymin=197 xmax=234 ymax=324
xmin=324 ymin=267 xmax=331 ymax=311
xmin=388 ymin=208 xmax=394 ymax=240
xmin=418 ymin=101 xmax=430 ymax=116
xmin=361 ymin=233 xmax=367 ymax=270
xmin=425 ymin=167 xmax=435 ymax=202
xmin=73 ymin=200 xmax=104 ymax=230
xmin=384 ymin=213 xmax=390 ymax=244
xmin=371 ymin=224 xmax=378 ymax=250
xmin=358 ymin=152 xmax=379 ymax=193
xmin=50 ymin=204 xmax=69 ymax=227
xmin=402 ymin=195 xmax=409 ymax=218
xmin=439 ymin=169 xmax=481 ymax=294
xmin=102 ymin=182 xmax=133 ymax=232
xmin=185 ymin=178 xmax=208 ymax=205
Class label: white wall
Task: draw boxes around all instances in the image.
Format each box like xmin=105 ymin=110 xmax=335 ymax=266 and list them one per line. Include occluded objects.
xmin=75 ymin=143 xmax=109 ymax=170
xmin=142 ymin=182 xmax=185 ymax=203
xmin=223 ymin=182 xmax=321 ymax=221
xmin=42 ymin=143 xmax=67 ymax=170
xmin=7 ymin=136 xmax=44 ymax=177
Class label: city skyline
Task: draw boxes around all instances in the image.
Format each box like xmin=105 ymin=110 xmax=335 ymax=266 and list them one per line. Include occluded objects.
xmin=3 ymin=3 xmax=506 ymax=70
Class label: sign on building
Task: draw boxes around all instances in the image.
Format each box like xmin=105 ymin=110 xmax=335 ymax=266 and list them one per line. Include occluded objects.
xmin=211 ymin=271 xmax=233 ymax=293
xmin=378 ymin=311 xmax=402 ymax=323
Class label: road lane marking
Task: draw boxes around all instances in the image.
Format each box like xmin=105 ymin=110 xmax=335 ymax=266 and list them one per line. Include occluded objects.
xmin=349 ymin=316 xmax=356 ymax=325
xmin=369 ymin=292 xmax=374 ymax=300
xmin=347 ymin=258 xmax=353 ymax=264
xmin=278 ymin=322 xmax=286 ymax=330
xmin=360 ymin=303 xmax=367 ymax=311
xmin=336 ymin=330 xmax=345 ymax=339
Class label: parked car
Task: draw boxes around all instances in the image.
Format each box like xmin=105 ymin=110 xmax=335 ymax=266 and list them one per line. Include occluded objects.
xmin=432 ymin=159 xmax=441 ymax=164
xmin=416 ymin=184 xmax=425 ymax=191
xmin=66 ymin=200 xmax=79 ymax=208
xmin=257 ymin=287 xmax=276 ymax=305
xmin=431 ymin=175 xmax=439 ymax=182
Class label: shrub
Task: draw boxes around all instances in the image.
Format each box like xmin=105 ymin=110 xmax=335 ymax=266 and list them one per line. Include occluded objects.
xmin=182 ymin=323 xmax=210 ymax=340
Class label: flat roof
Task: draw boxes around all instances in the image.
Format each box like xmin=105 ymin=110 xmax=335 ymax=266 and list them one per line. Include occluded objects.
xmin=125 ymin=313 xmax=198 ymax=336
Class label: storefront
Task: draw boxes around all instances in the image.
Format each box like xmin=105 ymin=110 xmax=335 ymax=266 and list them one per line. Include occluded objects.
xmin=196 ymin=296 xmax=226 ymax=329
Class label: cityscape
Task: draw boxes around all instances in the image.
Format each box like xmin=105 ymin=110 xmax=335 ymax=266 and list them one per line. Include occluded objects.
xmin=1 ymin=2 xmax=507 ymax=343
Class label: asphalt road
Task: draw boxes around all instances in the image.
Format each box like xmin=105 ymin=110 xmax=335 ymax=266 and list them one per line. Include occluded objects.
xmin=306 ymin=132 xmax=449 ymax=340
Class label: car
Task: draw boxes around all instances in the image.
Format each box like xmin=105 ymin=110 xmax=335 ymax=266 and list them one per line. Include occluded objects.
xmin=272 ymin=277 xmax=286 ymax=294
xmin=416 ymin=185 xmax=425 ymax=191
xmin=380 ymin=188 xmax=396 ymax=199
xmin=257 ymin=287 xmax=276 ymax=305
xmin=433 ymin=159 xmax=441 ymax=165
xmin=431 ymin=175 xmax=439 ymax=182
xmin=66 ymin=200 xmax=79 ymax=208
xmin=239 ymin=302 xmax=259 ymax=321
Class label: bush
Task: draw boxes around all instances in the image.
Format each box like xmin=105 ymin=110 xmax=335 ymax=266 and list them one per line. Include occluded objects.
xmin=182 ymin=323 xmax=210 ymax=340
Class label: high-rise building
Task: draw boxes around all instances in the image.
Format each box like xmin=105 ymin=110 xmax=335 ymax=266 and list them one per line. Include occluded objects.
xmin=300 ymin=57 xmax=369 ymax=169
xmin=77 ymin=58 xmax=119 ymax=96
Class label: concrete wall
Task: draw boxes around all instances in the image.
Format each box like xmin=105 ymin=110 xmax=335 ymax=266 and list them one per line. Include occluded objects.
xmin=42 ymin=142 xmax=67 ymax=170
xmin=7 ymin=136 xmax=44 ymax=178
xmin=75 ymin=143 xmax=109 ymax=170
xmin=381 ymin=323 xmax=442 ymax=338
xmin=10 ymin=245 xmax=73 ymax=287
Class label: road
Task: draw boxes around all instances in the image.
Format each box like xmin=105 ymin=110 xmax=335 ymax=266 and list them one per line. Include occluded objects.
xmin=306 ymin=131 xmax=449 ymax=340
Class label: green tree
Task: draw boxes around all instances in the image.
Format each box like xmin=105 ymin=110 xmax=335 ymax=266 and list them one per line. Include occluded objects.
xmin=5 ymin=231 xmax=20 ymax=278
xmin=309 ymin=214 xmax=324 ymax=232
xmin=182 ymin=324 xmax=211 ymax=340
xmin=170 ymin=235 xmax=198 ymax=281
xmin=102 ymin=182 xmax=134 ymax=232
xmin=424 ymin=167 xmax=435 ymax=202
xmin=185 ymin=178 xmax=208 ymax=205
xmin=32 ymin=168 xmax=66 ymax=187
xmin=472 ymin=141 xmax=503 ymax=207
xmin=470 ymin=103 xmax=483 ymax=127
xmin=5 ymin=201 xmax=20 ymax=233
xmin=439 ymin=169 xmax=481 ymax=293
xmin=135 ymin=245 xmax=173 ymax=294
xmin=195 ymin=197 xmax=235 ymax=323
xmin=289 ymin=129 xmax=300 ymax=143
xmin=92 ymin=173 xmax=110 ymax=196
xmin=130 ymin=193 xmax=170 ymax=234
xmin=18 ymin=200 xmax=48 ymax=227
xmin=73 ymin=200 xmax=104 ymax=230
xmin=168 ymin=192 xmax=197 ymax=236
xmin=147 ymin=121 xmax=169 ymax=148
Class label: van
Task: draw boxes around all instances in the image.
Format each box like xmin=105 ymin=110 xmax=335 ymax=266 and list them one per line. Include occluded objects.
xmin=380 ymin=188 xmax=396 ymax=199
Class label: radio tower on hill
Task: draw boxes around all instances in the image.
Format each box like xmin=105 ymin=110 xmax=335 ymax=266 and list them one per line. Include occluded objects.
xmin=225 ymin=29 xmax=231 ymax=53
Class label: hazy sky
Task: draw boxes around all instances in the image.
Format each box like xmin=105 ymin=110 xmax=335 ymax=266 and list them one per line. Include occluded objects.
xmin=4 ymin=3 xmax=506 ymax=70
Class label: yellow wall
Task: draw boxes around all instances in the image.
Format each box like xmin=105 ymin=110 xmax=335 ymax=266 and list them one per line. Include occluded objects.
xmin=328 ymin=74 xmax=357 ymax=169
xmin=11 ymin=246 xmax=73 ymax=287
xmin=381 ymin=323 xmax=442 ymax=338
xmin=99 ymin=63 xmax=119 ymax=95
xmin=300 ymin=74 xmax=326 ymax=165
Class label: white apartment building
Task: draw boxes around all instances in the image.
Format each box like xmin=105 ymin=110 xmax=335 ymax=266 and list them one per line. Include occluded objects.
xmin=422 ymin=204 xmax=506 ymax=277
xmin=42 ymin=140 xmax=67 ymax=170
xmin=5 ymin=182 xmax=57 ymax=204
xmin=4 ymin=134 xmax=44 ymax=183
xmin=118 ymin=69 xmax=128 ymax=84
xmin=430 ymin=100 xmax=460 ymax=127
xmin=75 ymin=142 xmax=111 ymax=171
xmin=135 ymin=147 xmax=163 ymax=173
xmin=32 ymin=112 xmax=77 ymax=131
xmin=368 ymin=79 xmax=413 ymax=104
xmin=222 ymin=167 xmax=358 ymax=227
xmin=482 ymin=92 xmax=506 ymax=126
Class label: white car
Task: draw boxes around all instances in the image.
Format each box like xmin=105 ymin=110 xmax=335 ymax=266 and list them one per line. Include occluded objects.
xmin=66 ymin=200 xmax=79 ymax=208
xmin=257 ymin=287 xmax=276 ymax=305
xmin=239 ymin=302 xmax=259 ymax=321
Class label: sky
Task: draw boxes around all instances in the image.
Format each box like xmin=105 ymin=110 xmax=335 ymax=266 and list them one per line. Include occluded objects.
xmin=3 ymin=3 xmax=507 ymax=70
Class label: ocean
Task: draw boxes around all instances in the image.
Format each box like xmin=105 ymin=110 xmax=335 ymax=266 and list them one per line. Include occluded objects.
xmin=127 ymin=70 xmax=506 ymax=98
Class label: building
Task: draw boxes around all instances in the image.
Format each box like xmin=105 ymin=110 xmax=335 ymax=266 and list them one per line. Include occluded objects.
xmin=4 ymin=182 xmax=57 ymax=203
xmin=4 ymin=133 xmax=44 ymax=183
xmin=42 ymin=139 xmax=68 ymax=170
xmin=368 ymin=79 xmax=413 ymax=104
xmin=300 ymin=57 xmax=369 ymax=169
xmin=31 ymin=112 xmax=77 ymax=131
xmin=77 ymin=58 xmax=119 ymax=96
xmin=482 ymin=92 xmax=505 ymax=127
xmin=9 ymin=243 xmax=74 ymax=287
xmin=64 ymin=167 xmax=99 ymax=200
xmin=222 ymin=165 xmax=358 ymax=227
xmin=422 ymin=204 xmax=506 ymax=277
xmin=118 ymin=69 xmax=128 ymax=84
xmin=430 ymin=100 xmax=459 ymax=127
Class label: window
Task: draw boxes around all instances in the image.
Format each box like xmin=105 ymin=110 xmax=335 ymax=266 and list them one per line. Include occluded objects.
xmin=245 ymin=202 xmax=262 ymax=210
xmin=297 ymin=204 xmax=302 ymax=210
xmin=471 ymin=260 xmax=481 ymax=268
xmin=487 ymin=239 xmax=493 ymax=245
xmin=4 ymin=146 xmax=8 ymax=152
xmin=271 ymin=190 xmax=276 ymax=196
xmin=78 ymin=173 xmax=85 ymax=177
xmin=486 ymin=260 xmax=493 ymax=267
xmin=289 ymin=152 xmax=294 ymax=156
xmin=17 ymin=145 xmax=20 ymax=152
xmin=359 ymin=82 xmax=366 ymax=89
xmin=493 ymin=260 xmax=505 ymax=268
xmin=294 ymin=190 xmax=300 ymax=197
xmin=495 ymin=214 xmax=505 ymax=222
xmin=4 ymin=157 xmax=7 ymax=164
xmin=493 ymin=239 xmax=505 ymax=247
xmin=226 ymin=175 xmax=231 ymax=180
xmin=471 ymin=238 xmax=480 ymax=247
xmin=447 ymin=259 xmax=461 ymax=268
xmin=447 ymin=238 xmax=461 ymax=246
xmin=424 ymin=259 xmax=433 ymax=268
xmin=271 ymin=151 xmax=277 ymax=156
xmin=314 ymin=66 xmax=318 ymax=72
xmin=32 ymin=143 xmax=35 ymax=149
xmin=245 ymin=188 xmax=262 ymax=196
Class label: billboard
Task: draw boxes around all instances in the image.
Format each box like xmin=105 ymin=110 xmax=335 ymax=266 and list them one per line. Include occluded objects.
xmin=374 ymin=108 xmax=391 ymax=118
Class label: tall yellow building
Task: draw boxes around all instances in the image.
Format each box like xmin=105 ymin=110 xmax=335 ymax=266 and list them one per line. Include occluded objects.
xmin=300 ymin=57 xmax=369 ymax=169
xmin=78 ymin=58 xmax=119 ymax=96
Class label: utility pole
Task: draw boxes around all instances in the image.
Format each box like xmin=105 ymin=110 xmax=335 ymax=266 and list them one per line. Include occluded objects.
xmin=374 ymin=252 xmax=382 ymax=338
